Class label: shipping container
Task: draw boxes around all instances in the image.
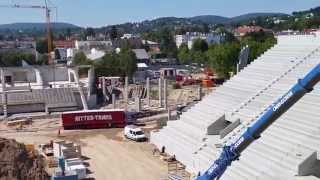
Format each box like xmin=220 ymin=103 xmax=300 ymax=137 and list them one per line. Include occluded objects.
xmin=62 ymin=109 xmax=126 ymax=130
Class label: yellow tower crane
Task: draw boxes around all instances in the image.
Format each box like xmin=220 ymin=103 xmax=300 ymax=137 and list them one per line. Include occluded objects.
xmin=0 ymin=0 xmax=55 ymax=64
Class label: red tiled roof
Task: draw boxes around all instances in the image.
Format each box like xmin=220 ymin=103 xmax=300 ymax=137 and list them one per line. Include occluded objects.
xmin=235 ymin=26 xmax=265 ymax=35
xmin=54 ymin=40 xmax=75 ymax=48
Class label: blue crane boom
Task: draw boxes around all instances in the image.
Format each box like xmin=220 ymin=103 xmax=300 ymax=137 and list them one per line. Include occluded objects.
xmin=197 ymin=63 xmax=320 ymax=180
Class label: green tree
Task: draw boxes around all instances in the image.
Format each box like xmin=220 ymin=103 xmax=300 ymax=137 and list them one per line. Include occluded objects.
xmin=0 ymin=51 xmax=36 ymax=67
xmin=118 ymin=50 xmax=137 ymax=77
xmin=85 ymin=28 xmax=96 ymax=38
xmin=191 ymin=50 xmax=208 ymax=64
xmin=242 ymin=31 xmax=276 ymax=62
xmin=73 ymin=52 xmax=91 ymax=65
xmin=95 ymin=53 xmax=120 ymax=77
xmin=158 ymin=27 xmax=177 ymax=58
xmin=207 ymin=43 xmax=240 ymax=78
xmin=177 ymin=43 xmax=191 ymax=64
xmin=94 ymin=50 xmax=137 ymax=77
xmin=36 ymin=39 xmax=54 ymax=54
xmin=202 ymin=23 xmax=210 ymax=33
xmin=110 ymin=26 xmax=118 ymax=40
xmin=192 ymin=39 xmax=209 ymax=52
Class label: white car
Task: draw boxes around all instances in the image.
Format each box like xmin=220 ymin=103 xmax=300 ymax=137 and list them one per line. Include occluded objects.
xmin=124 ymin=125 xmax=147 ymax=142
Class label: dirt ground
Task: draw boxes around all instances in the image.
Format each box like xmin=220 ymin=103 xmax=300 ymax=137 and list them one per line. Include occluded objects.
xmin=0 ymin=119 xmax=168 ymax=180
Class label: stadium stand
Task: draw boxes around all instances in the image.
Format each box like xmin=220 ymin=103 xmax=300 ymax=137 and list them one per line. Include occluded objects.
xmin=151 ymin=34 xmax=320 ymax=179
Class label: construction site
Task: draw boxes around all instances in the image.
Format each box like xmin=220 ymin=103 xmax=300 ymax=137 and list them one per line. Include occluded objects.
xmin=0 ymin=0 xmax=320 ymax=180
xmin=0 ymin=33 xmax=320 ymax=180
xmin=0 ymin=42 xmax=212 ymax=179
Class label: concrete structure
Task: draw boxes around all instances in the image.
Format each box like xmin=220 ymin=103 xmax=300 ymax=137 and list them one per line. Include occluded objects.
xmin=0 ymin=65 xmax=96 ymax=115
xmin=146 ymin=77 xmax=150 ymax=106
xmin=112 ymin=93 xmax=116 ymax=109
xmin=163 ymin=79 xmax=168 ymax=110
xmin=151 ymin=34 xmax=320 ymax=179
xmin=160 ymin=68 xmax=177 ymax=78
xmin=175 ymin=32 xmax=225 ymax=49
xmin=237 ymin=45 xmax=250 ymax=73
xmin=135 ymin=97 xmax=141 ymax=112
xmin=124 ymin=77 xmax=129 ymax=105
xmin=158 ymin=78 xmax=163 ymax=108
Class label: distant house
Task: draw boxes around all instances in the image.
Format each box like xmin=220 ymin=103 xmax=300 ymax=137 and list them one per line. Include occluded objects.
xmin=54 ymin=48 xmax=68 ymax=63
xmin=113 ymin=38 xmax=143 ymax=49
xmin=54 ymin=40 xmax=75 ymax=49
xmin=234 ymin=25 xmax=272 ymax=37
xmin=75 ymin=40 xmax=113 ymax=52
xmin=142 ymin=40 xmax=160 ymax=52
xmin=132 ymin=49 xmax=150 ymax=64
xmin=0 ymin=41 xmax=36 ymax=54
xmin=175 ymin=32 xmax=225 ymax=49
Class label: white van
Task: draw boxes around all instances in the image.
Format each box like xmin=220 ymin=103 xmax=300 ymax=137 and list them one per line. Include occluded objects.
xmin=124 ymin=125 xmax=147 ymax=142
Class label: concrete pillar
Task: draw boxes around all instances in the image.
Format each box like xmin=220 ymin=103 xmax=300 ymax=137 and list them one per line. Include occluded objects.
xmin=167 ymin=109 xmax=171 ymax=121
xmin=198 ymin=85 xmax=202 ymax=101
xmin=146 ymin=77 xmax=150 ymax=106
xmin=135 ymin=97 xmax=141 ymax=112
xmin=102 ymin=77 xmax=107 ymax=102
xmin=87 ymin=67 xmax=95 ymax=98
xmin=124 ymin=77 xmax=128 ymax=104
xmin=163 ymin=79 xmax=168 ymax=110
xmin=1 ymin=69 xmax=7 ymax=117
xmin=0 ymin=69 xmax=5 ymax=89
xmin=112 ymin=93 xmax=116 ymax=109
xmin=158 ymin=78 xmax=162 ymax=107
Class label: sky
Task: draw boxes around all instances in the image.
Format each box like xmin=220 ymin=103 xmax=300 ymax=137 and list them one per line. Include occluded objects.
xmin=0 ymin=0 xmax=319 ymax=27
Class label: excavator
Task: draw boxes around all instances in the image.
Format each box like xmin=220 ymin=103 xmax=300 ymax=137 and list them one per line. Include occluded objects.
xmin=197 ymin=63 xmax=320 ymax=180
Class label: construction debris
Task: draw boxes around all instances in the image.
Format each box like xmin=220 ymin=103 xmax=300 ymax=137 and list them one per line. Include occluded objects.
xmin=0 ymin=138 xmax=49 ymax=180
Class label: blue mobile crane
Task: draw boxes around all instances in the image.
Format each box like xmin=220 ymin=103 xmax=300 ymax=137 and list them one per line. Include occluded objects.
xmin=197 ymin=63 xmax=320 ymax=180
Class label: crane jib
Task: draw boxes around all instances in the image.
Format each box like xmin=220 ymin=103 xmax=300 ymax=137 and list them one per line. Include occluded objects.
xmin=197 ymin=63 xmax=320 ymax=180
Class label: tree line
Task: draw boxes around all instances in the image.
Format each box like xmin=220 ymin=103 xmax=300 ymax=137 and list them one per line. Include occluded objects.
xmin=73 ymin=49 xmax=137 ymax=78
xmin=177 ymin=30 xmax=276 ymax=78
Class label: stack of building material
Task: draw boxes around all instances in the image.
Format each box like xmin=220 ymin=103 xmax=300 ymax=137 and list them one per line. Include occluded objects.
xmin=53 ymin=140 xmax=85 ymax=179
xmin=151 ymin=34 xmax=320 ymax=180
xmin=65 ymin=158 xmax=87 ymax=179
xmin=53 ymin=140 xmax=82 ymax=159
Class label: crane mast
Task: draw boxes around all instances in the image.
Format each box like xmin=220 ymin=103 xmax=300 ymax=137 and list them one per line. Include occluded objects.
xmin=197 ymin=63 xmax=320 ymax=180
xmin=0 ymin=1 xmax=54 ymax=65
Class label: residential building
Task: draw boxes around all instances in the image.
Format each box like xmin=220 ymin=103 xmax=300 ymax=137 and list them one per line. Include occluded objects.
xmin=175 ymin=32 xmax=225 ymax=49
xmin=54 ymin=40 xmax=75 ymax=49
xmin=75 ymin=40 xmax=113 ymax=52
xmin=113 ymin=38 xmax=143 ymax=49
xmin=132 ymin=49 xmax=150 ymax=64
xmin=142 ymin=40 xmax=160 ymax=52
xmin=234 ymin=25 xmax=272 ymax=37
xmin=121 ymin=34 xmax=140 ymax=39
xmin=0 ymin=40 xmax=36 ymax=54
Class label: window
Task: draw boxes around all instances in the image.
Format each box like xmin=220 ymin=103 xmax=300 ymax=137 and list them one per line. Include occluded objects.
xmin=135 ymin=131 xmax=144 ymax=135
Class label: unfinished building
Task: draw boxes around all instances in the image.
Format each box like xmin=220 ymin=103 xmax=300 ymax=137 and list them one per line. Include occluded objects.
xmin=0 ymin=65 xmax=96 ymax=116
xmin=151 ymin=34 xmax=320 ymax=179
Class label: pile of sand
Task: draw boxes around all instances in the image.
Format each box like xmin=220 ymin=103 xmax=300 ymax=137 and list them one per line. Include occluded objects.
xmin=0 ymin=138 xmax=49 ymax=180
